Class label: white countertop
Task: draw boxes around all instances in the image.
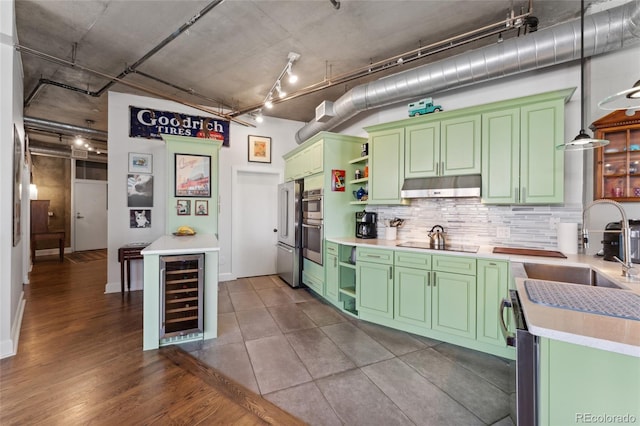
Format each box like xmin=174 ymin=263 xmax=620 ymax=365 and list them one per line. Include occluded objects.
xmin=141 ymin=233 xmax=220 ymax=255
xmin=328 ymin=236 xmax=640 ymax=357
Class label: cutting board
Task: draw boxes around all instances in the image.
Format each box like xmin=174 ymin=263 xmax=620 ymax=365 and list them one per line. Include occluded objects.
xmin=492 ymin=247 xmax=567 ymax=258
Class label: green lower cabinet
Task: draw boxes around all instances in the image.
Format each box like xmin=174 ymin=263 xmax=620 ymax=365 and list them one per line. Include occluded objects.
xmin=432 ymin=271 xmax=476 ymax=339
xmin=476 ymin=259 xmax=509 ymax=347
xmin=394 ymin=266 xmax=431 ymax=328
xmin=357 ymin=261 xmax=394 ymax=319
xmin=539 ymin=338 xmax=640 ymax=425
xmin=325 ymin=252 xmax=340 ymax=304
xmin=303 ymin=258 xmax=324 ymax=295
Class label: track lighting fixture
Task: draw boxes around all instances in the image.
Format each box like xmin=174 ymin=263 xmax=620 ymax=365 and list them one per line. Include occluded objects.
xmin=255 ymin=110 xmax=264 ymax=123
xmin=74 ymin=136 xmax=84 ymax=146
xmin=261 ymin=51 xmax=301 ymax=110
xmin=275 ymin=80 xmax=286 ymax=98
xmin=286 ymin=62 xmax=298 ymax=84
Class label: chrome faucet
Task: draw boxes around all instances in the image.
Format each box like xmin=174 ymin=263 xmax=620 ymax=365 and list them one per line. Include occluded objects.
xmin=582 ymin=199 xmax=634 ymax=277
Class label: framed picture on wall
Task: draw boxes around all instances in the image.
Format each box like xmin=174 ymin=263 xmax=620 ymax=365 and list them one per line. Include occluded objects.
xmin=175 ymin=153 xmax=211 ymax=197
xmin=130 ymin=209 xmax=151 ymax=228
xmin=195 ymin=200 xmax=208 ymax=216
xmin=248 ymin=135 xmax=271 ymax=163
xmin=128 ymin=152 xmax=153 ymax=174
xmin=176 ymin=199 xmax=191 ymax=215
xmin=127 ymin=174 xmax=154 ymax=207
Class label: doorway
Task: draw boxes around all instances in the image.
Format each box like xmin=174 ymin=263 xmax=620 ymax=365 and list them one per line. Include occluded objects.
xmin=232 ymin=168 xmax=281 ymax=278
xmin=74 ymin=180 xmax=108 ymax=251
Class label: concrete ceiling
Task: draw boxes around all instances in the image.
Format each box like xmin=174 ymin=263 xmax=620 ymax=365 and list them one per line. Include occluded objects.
xmin=15 ymin=0 xmax=601 ymax=152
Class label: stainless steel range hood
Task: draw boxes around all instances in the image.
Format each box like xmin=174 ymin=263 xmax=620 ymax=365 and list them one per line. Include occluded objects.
xmin=400 ymin=174 xmax=481 ymax=198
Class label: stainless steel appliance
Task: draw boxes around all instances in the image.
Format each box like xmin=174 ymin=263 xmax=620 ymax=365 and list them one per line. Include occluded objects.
xmin=160 ymin=254 xmax=204 ymax=344
xmin=500 ymin=289 xmax=537 ymax=426
xmin=603 ymin=220 xmax=640 ymax=263
xmin=302 ymin=188 xmax=323 ymax=265
xmin=400 ymin=174 xmax=482 ymax=198
xmin=276 ymin=180 xmax=303 ymax=287
xmin=356 ymin=210 xmax=377 ymax=239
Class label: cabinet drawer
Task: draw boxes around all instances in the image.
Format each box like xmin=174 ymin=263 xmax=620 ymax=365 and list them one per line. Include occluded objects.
xmin=326 ymin=241 xmax=338 ymax=255
xmin=432 ymin=255 xmax=476 ymax=275
xmin=394 ymin=251 xmax=431 ymax=269
xmin=356 ymin=247 xmax=394 ymax=265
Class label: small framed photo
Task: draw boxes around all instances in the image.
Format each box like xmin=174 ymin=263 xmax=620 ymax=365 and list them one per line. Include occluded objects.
xmin=195 ymin=200 xmax=209 ymax=216
xmin=130 ymin=209 xmax=151 ymax=228
xmin=128 ymin=152 xmax=153 ymax=174
xmin=175 ymin=153 xmax=211 ymax=197
xmin=127 ymin=174 xmax=153 ymax=207
xmin=176 ymin=199 xmax=191 ymax=216
xmin=248 ymin=135 xmax=271 ymax=163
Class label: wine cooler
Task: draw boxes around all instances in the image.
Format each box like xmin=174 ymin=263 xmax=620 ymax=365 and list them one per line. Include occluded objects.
xmin=160 ymin=254 xmax=204 ymax=343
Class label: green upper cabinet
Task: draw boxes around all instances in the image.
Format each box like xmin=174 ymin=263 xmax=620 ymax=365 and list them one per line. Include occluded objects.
xmin=404 ymin=115 xmax=480 ymax=178
xmin=482 ymin=94 xmax=567 ymax=204
xmin=405 ymin=121 xmax=440 ymax=177
xmin=368 ymin=128 xmax=406 ymax=204
xmin=440 ymin=115 xmax=482 ymax=176
xmin=284 ymin=139 xmax=324 ymax=181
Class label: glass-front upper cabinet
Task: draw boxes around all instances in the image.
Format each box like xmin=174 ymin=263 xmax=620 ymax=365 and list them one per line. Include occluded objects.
xmin=593 ymin=110 xmax=640 ymax=200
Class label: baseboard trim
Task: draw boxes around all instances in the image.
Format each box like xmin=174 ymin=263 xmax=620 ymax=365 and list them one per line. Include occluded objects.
xmin=35 ymin=248 xmax=71 ymax=257
xmin=0 ymin=291 xmax=26 ymax=359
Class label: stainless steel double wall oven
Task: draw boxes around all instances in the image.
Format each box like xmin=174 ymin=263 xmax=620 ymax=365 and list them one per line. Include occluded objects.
xmin=302 ymin=188 xmax=323 ymax=265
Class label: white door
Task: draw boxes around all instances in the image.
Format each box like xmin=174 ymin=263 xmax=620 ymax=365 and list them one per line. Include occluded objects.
xmin=74 ymin=180 xmax=108 ymax=251
xmin=233 ymin=170 xmax=280 ymax=278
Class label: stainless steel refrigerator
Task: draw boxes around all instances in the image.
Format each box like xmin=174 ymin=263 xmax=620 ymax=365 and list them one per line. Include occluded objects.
xmin=276 ymin=180 xmax=303 ymax=287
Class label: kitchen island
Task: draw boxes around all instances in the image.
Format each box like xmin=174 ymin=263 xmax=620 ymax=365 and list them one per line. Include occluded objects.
xmin=141 ymin=233 xmax=220 ymax=351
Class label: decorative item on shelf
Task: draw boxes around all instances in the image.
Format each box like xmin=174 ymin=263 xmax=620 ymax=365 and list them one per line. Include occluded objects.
xmin=353 ymin=187 xmax=367 ymax=200
xmin=364 ymin=165 xmax=369 ymax=177
xmin=604 ymin=163 xmax=614 ymax=175
xmin=173 ymin=225 xmax=196 ymax=236
xmin=361 ymin=143 xmax=368 ymax=156
xmin=634 ymin=187 xmax=640 ymax=197
xmin=408 ymin=97 xmax=443 ymax=117
xmin=631 ymin=144 xmax=640 ymax=151
xmin=354 ymin=169 xmax=362 ymax=180
xmin=630 ymin=162 xmax=638 ymax=174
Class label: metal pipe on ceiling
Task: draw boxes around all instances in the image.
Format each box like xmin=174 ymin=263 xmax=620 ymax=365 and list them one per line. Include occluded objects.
xmin=24 ymin=116 xmax=108 ymax=140
xmin=295 ymin=0 xmax=640 ymax=143
xmin=29 ymin=146 xmax=108 ymax=163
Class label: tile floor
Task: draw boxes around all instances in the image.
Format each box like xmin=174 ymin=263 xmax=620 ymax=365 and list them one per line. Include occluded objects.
xmin=181 ymin=275 xmax=515 ymax=426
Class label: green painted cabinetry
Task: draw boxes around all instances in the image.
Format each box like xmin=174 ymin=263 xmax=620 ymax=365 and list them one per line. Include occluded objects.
xmin=476 ymin=259 xmax=509 ymax=347
xmin=482 ymin=93 xmax=567 ymax=204
xmin=432 ymin=255 xmax=477 ymax=339
xmin=394 ymin=251 xmax=432 ymax=328
xmin=325 ymin=241 xmax=340 ymax=304
xmin=356 ymin=247 xmax=394 ymax=318
xmin=538 ymin=338 xmax=640 ymax=425
xmin=405 ymin=121 xmax=440 ymax=178
xmin=367 ymin=128 xmax=405 ymax=204
xmin=439 ymin=114 xmax=482 ymax=176
xmin=284 ymin=140 xmax=324 ymax=181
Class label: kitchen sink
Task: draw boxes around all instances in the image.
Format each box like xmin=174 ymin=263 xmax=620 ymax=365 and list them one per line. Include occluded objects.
xmin=523 ymin=263 xmax=622 ymax=289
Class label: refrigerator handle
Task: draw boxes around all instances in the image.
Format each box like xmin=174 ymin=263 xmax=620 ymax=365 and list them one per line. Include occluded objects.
xmin=279 ymin=187 xmax=289 ymax=239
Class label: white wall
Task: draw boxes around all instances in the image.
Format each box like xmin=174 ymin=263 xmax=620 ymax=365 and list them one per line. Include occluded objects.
xmin=106 ymin=92 xmax=301 ymax=292
xmin=1 ymin=0 xmax=27 ymax=359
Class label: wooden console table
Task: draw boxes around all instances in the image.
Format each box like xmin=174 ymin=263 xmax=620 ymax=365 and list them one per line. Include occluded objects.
xmin=118 ymin=243 xmax=149 ymax=294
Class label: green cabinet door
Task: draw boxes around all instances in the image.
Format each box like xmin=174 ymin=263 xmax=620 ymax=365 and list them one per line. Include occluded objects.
xmin=394 ymin=266 xmax=432 ymax=328
xmin=325 ymin=247 xmax=339 ymax=304
xmin=357 ymin=261 xmax=394 ymax=319
xmin=368 ymin=128 xmax=405 ymax=204
xmin=405 ymin=121 xmax=440 ymax=178
xmin=440 ymin=114 xmax=482 ymax=176
xmin=476 ymin=259 xmax=509 ymax=347
xmin=481 ymin=108 xmax=520 ymax=204
xmin=538 ymin=338 xmax=640 ymax=425
xmin=432 ymin=271 xmax=476 ymax=339
xmin=520 ymin=99 xmax=564 ymax=204
xmin=305 ymin=140 xmax=324 ymax=176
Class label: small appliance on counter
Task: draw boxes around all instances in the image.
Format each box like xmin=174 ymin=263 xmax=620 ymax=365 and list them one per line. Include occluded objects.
xmin=356 ymin=210 xmax=377 ymax=239
xmin=602 ymin=220 xmax=640 ymax=263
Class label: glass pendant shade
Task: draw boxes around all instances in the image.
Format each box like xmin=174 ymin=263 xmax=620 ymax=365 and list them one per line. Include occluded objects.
xmin=557 ymin=129 xmax=609 ymax=151
xmin=598 ymin=79 xmax=640 ymax=111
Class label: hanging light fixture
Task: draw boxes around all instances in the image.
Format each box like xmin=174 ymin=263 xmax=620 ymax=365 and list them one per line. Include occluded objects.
xmin=557 ymin=0 xmax=609 ymax=151
xmin=598 ymin=79 xmax=640 ymax=113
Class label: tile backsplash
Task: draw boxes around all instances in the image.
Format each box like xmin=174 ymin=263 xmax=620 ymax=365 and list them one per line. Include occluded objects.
xmin=369 ymin=198 xmax=583 ymax=250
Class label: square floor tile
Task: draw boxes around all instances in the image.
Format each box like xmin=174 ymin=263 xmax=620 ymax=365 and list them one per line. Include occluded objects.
xmin=286 ymin=328 xmax=356 ymax=379
xmin=362 ymin=358 xmax=483 ymax=425
xmin=217 ymin=291 xmax=234 ymax=314
xmin=245 ymin=335 xmax=312 ymax=395
xmin=402 ymin=347 xmax=510 ymax=424
xmin=194 ymin=341 xmax=260 ymax=394
xmin=268 ymin=305 xmax=317 ymax=333
xmin=229 ymin=290 xmax=265 ymax=311
xmin=235 ymin=308 xmax=282 ymax=341
xmin=213 ymin=312 xmax=244 ymax=346
xmin=280 ymin=285 xmax=317 ymax=303
xmin=265 ymin=381 xmax=342 ymax=426
xmin=226 ymin=278 xmax=254 ymax=293
xmin=298 ymin=300 xmax=348 ymax=327
xmin=249 ymin=275 xmax=279 ymax=290
xmin=315 ymin=369 xmax=414 ymax=426
xmin=321 ymin=322 xmax=394 ymax=367
xmin=355 ymin=320 xmax=427 ymax=356
xmin=257 ymin=287 xmax=296 ymax=307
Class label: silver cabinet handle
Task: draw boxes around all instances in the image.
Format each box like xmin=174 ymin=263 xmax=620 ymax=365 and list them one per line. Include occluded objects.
xmin=389 ymin=266 xmax=392 ymax=280
xmin=499 ymin=298 xmax=516 ymax=347
xmin=302 ymin=223 xmax=322 ymax=229
xmin=432 ymin=271 xmax=436 ymax=287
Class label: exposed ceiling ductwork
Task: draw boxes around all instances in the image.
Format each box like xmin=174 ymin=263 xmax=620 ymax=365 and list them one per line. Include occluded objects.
xmin=24 ymin=116 xmax=108 ymax=141
xmin=296 ymin=0 xmax=640 ymax=143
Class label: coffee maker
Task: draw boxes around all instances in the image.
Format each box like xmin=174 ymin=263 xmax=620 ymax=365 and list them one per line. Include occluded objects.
xmin=356 ymin=210 xmax=377 ymax=239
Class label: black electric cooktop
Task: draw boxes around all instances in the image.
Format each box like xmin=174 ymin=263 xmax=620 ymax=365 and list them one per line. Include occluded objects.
xmin=396 ymin=241 xmax=480 ymax=254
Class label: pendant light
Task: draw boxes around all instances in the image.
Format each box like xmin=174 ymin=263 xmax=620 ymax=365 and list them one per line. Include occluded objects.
xmin=598 ymin=79 xmax=640 ymax=113
xmin=556 ymin=0 xmax=609 ymax=151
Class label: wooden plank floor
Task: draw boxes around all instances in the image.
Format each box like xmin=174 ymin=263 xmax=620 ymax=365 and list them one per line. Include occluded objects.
xmin=0 ymin=254 xmax=305 ymax=425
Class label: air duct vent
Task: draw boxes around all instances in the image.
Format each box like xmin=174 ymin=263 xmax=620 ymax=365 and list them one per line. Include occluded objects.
xmin=315 ymin=101 xmax=335 ymax=122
